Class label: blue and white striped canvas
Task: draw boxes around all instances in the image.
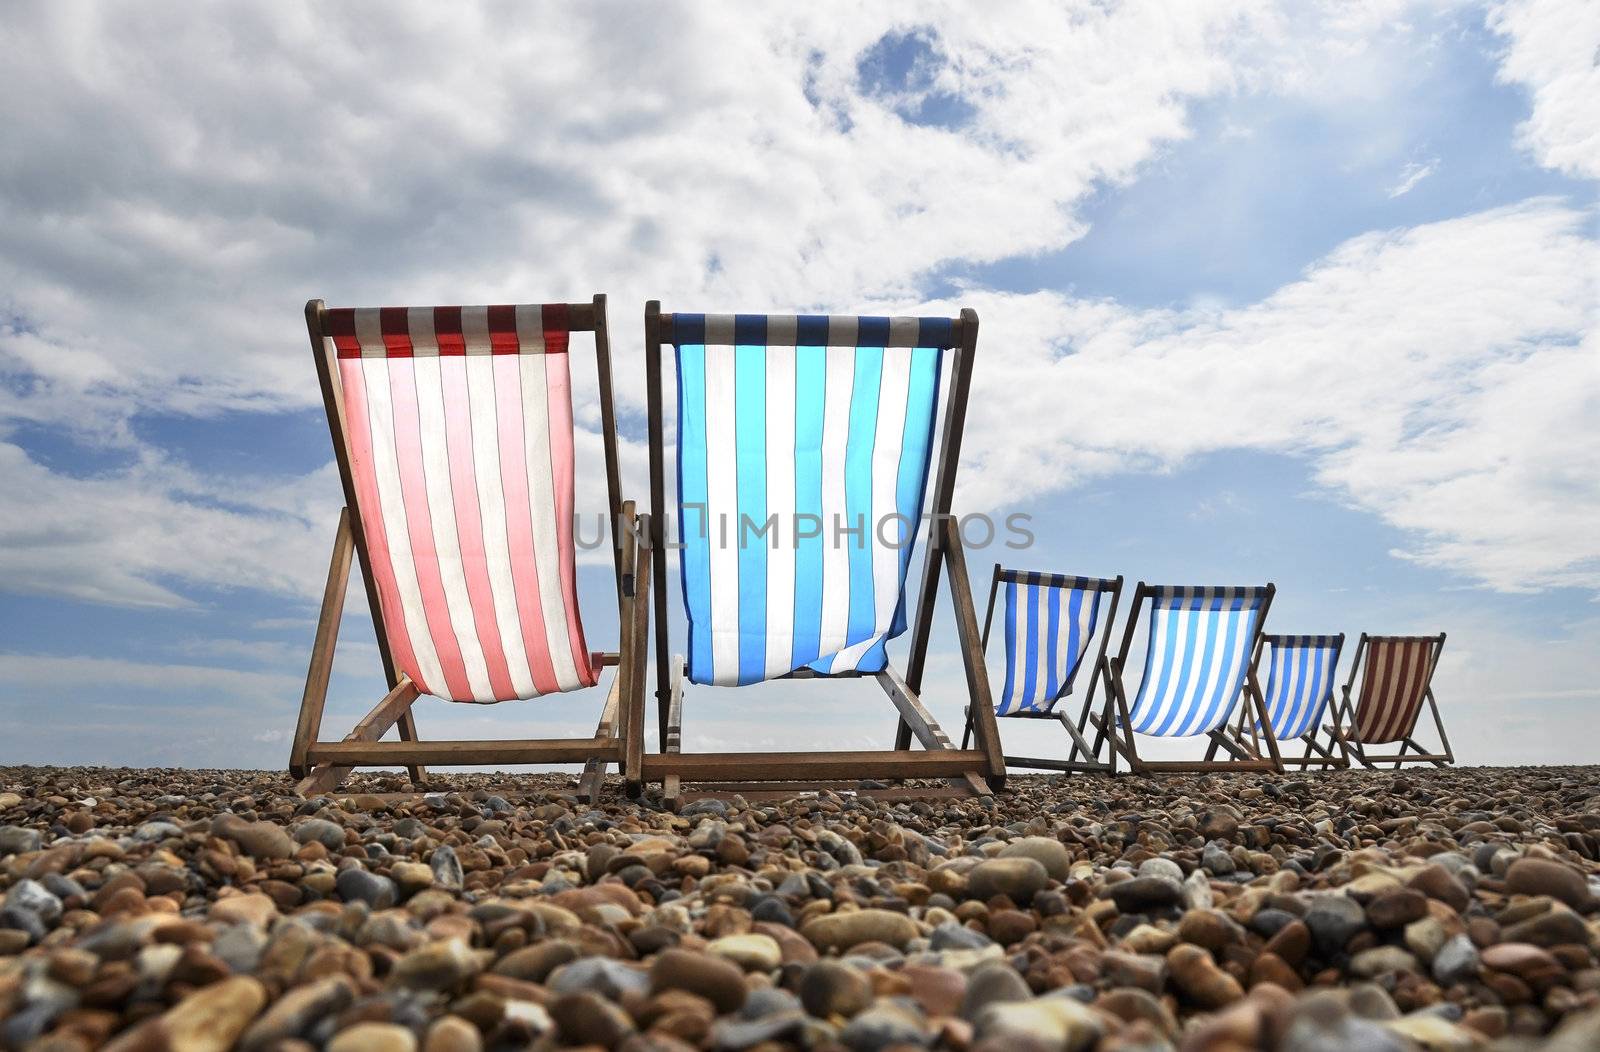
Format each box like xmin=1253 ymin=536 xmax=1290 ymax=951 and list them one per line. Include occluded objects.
xmin=1257 ymin=635 xmax=1342 ymax=740
xmin=1125 ymin=587 xmax=1268 ymax=737
xmin=996 ymin=574 xmax=1106 ymax=716
xmin=670 ymin=313 xmax=953 ymax=686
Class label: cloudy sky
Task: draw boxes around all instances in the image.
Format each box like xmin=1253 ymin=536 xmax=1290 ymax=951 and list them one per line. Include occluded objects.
xmin=1 ymin=0 xmax=1596 ymax=771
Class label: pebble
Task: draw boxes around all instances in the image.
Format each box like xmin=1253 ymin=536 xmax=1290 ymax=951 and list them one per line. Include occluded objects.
xmin=3 ymin=764 xmax=1598 ymax=1052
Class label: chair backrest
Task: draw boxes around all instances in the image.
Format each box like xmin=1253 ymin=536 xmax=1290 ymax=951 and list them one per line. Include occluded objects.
xmin=657 ymin=312 xmax=961 ymax=686
xmin=990 ymin=570 xmax=1118 ymax=716
xmin=1123 ymin=585 xmax=1273 ymax=737
xmin=315 ymin=302 xmax=614 ymax=703
xmin=1353 ymin=634 xmax=1444 ymax=743
xmin=1257 ymin=634 xmax=1343 ymax=739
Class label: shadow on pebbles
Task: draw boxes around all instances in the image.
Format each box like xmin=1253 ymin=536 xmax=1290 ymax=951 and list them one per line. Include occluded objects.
xmin=3 ymin=765 xmax=1600 ymax=1052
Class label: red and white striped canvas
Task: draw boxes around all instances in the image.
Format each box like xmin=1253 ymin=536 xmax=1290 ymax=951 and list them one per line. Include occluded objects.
xmin=326 ymin=305 xmax=597 ymax=703
xmin=1353 ymin=636 xmax=1438 ymax=743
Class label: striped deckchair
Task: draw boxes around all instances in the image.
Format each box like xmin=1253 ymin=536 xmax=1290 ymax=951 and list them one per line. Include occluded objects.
xmin=1084 ymin=582 xmax=1282 ymax=773
xmin=1219 ymin=634 xmax=1348 ymax=769
xmin=959 ymin=565 xmax=1123 ymax=773
xmin=1331 ymin=633 xmax=1453 ymax=768
xmin=643 ymin=302 xmax=1004 ymax=806
xmin=289 ymin=296 xmax=651 ymax=801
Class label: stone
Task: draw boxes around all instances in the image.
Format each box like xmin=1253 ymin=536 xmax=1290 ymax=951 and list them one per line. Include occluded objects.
xmin=1504 ymin=857 xmax=1595 ymax=912
xmin=239 ymin=975 xmax=356 ymax=1052
xmin=327 ymin=1023 xmax=417 ymax=1052
xmin=1366 ymin=888 xmax=1428 ymax=929
xmin=548 ymin=957 xmax=652 ymax=999
xmin=551 ymin=991 xmax=635 ymax=1048
xmin=292 ymin=819 xmax=346 ymax=850
xmin=494 ymin=940 xmax=580 ymax=983
xmin=1107 ymin=876 xmax=1183 ymax=913
xmin=1349 ymin=946 xmax=1420 ymax=979
xmin=800 ymin=960 xmax=873 ymax=1019
xmin=209 ymin=894 xmax=278 ymax=929
xmin=708 ymin=933 xmax=781 ymax=972
xmin=430 ymin=845 xmax=464 ymax=890
xmin=212 ymin=815 xmax=295 ymax=859
xmin=975 ymin=996 xmax=1104 ymax=1052
xmin=337 ymin=867 xmax=398 ymax=909
xmin=800 ymin=909 xmax=918 ymax=951
xmin=0 ymin=826 xmax=42 ymax=855
xmin=157 ymin=976 xmax=268 ymax=1052
xmin=391 ymin=939 xmax=479 ymax=990
xmin=839 ymin=1003 xmax=929 ymax=1052
xmin=1480 ymin=942 xmax=1564 ymax=988
xmin=968 ymin=857 xmax=1050 ymax=902
xmin=961 ymin=963 xmax=1032 ymax=1020
xmin=423 ymin=1016 xmax=481 ymax=1052
xmin=650 ymin=948 xmax=748 ymax=1013
xmin=997 ymin=837 xmax=1072 ymax=880
xmin=1304 ymin=894 xmax=1367 ymax=957
xmin=1432 ymin=934 xmax=1479 ymax=986
xmin=1167 ymin=944 xmax=1244 ymax=1009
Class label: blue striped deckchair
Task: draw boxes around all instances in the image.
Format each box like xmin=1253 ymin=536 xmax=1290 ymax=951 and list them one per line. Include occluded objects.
xmin=1218 ymin=634 xmax=1349 ymax=769
xmin=959 ymin=565 xmax=1123 ymax=773
xmin=641 ymin=302 xmax=1004 ymax=805
xmin=1086 ymin=582 xmax=1282 ymax=773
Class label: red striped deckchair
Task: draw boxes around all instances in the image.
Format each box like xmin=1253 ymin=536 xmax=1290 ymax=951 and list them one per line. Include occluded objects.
xmin=289 ymin=296 xmax=651 ymax=801
xmin=1330 ymin=633 xmax=1453 ymax=768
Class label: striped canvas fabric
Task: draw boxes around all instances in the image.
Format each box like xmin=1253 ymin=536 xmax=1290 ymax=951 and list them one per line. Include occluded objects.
xmin=1125 ymin=587 xmax=1268 ymax=737
xmin=669 ymin=313 xmax=953 ymax=686
xmin=1257 ymin=635 xmax=1342 ymax=740
xmin=326 ymin=304 xmax=597 ymax=703
xmin=995 ymin=574 xmax=1107 ymax=716
xmin=1354 ymin=636 xmax=1439 ymax=743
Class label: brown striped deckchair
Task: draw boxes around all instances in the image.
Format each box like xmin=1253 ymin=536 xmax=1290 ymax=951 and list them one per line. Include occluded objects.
xmin=1329 ymin=633 xmax=1453 ymax=768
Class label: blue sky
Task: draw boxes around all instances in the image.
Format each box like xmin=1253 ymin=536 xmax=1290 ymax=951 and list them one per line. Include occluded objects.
xmin=1 ymin=1 xmax=1597 ymax=770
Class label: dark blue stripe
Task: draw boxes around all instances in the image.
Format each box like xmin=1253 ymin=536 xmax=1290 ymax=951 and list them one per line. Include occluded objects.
xmin=733 ymin=314 xmax=766 ymax=346
xmin=1019 ymin=585 xmax=1041 ymax=710
xmin=918 ymin=316 xmax=953 ymax=350
xmin=1042 ymin=584 xmax=1063 ymax=705
xmin=856 ymin=316 xmax=890 ymax=347
xmin=673 ymin=313 xmax=705 ymax=346
xmin=795 ymin=315 xmax=829 ymax=346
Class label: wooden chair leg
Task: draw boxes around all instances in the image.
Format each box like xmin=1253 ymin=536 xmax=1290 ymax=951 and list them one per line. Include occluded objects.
xmin=291 ymin=509 xmax=354 ymax=780
xmin=396 ymin=711 xmax=426 ymax=785
xmin=578 ymin=675 xmax=623 ymax=804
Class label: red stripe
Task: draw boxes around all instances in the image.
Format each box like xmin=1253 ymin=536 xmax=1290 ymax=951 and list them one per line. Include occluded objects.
xmin=329 ymin=305 xmax=571 ymax=356
xmin=435 ymin=307 xmax=466 ymax=355
xmin=542 ymin=303 xmax=570 ymax=353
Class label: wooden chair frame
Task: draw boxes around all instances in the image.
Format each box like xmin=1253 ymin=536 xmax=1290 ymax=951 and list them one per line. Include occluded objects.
xmin=642 ymin=302 xmax=1005 ymax=807
xmin=1078 ymin=582 xmax=1283 ymax=774
xmin=958 ymin=565 xmax=1124 ymax=774
xmin=1328 ymin=632 xmax=1453 ymax=768
xmin=1219 ymin=633 xmax=1350 ymax=769
xmin=289 ymin=294 xmax=651 ymax=802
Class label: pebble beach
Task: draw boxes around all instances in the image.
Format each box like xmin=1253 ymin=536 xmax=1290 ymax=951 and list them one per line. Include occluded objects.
xmin=3 ymin=766 xmax=1600 ymax=1052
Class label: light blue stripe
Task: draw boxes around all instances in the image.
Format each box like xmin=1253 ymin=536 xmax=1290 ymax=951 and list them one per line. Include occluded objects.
xmin=1266 ymin=644 xmax=1289 ymax=729
xmin=1000 ymin=581 xmax=1018 ymax=714
xmin=677 ymin=345 xmax=714 ymax=684
xmin=1282 ymin=643 xmax=1309 ymax=735
xmin=842 ymin=347 xmax=883 ymax=657
xmin=790 ymin=348 xmax=826 ymax=669
xmin=1170 ymin=596 xmax=1225 ymax=735
xmin=733 ymin=345 xmax=767 ymax=685
xmin=887 ymin=347 xmax=941 ymax=638
xmin=1132 ymin=599 xmax=1182 ymax=731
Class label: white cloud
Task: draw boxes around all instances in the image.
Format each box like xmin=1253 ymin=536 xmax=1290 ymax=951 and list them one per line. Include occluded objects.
xmin=1490 ymin=0 xmax=1600 ymax=180
xmin=1387 ymin=158 xmax=1437 ymax=197
xmin=954 ymin=199 xmax=1600 ymax=592
xmin=0 ymin=652 xmax=300 ymax=701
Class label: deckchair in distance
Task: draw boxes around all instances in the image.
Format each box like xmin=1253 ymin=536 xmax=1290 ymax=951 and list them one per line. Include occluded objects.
xmin=1082 ymin=583 xmax=1282 ymax=774
xmin=1330 ymin=633 xmax=1453 ymax=768
xmin=642 ymin=304 xmax=1005 ymax=806
xmin=289 ymin=296 xmax=651 ymax=801
xmin=1219 ymin=634 xmax=1349 ymax=769
xmin=958 ymin=565 xmax=1123 ymax=774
